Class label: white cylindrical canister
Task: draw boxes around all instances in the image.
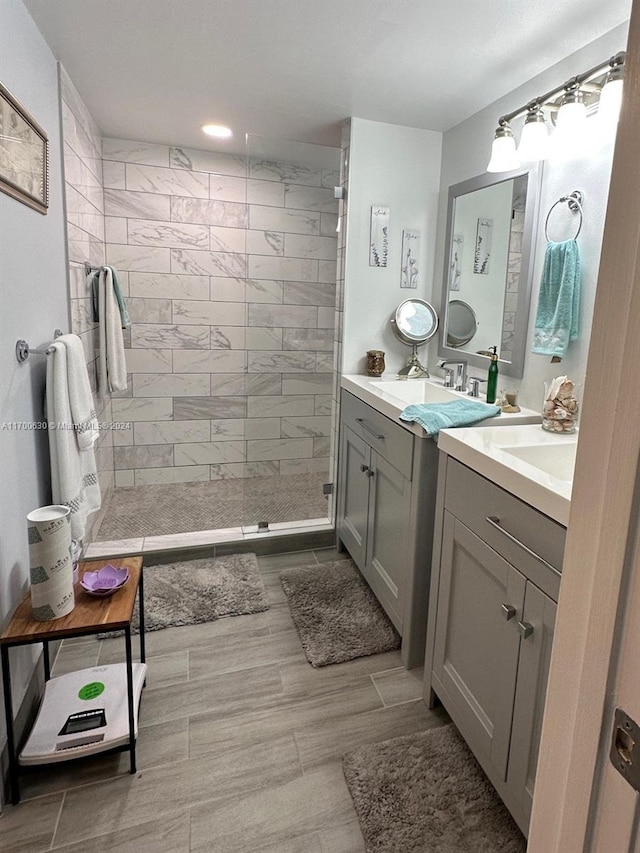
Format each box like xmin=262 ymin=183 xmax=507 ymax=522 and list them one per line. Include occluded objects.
xmin=27 ymin=505 xmax=75 ymax=621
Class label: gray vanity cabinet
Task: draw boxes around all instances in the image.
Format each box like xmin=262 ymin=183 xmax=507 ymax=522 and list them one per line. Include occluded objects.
xmin=337 ymin=390 xmax=439 ymax=668
xmin=424 ymin=454 xmax=565 ymax=836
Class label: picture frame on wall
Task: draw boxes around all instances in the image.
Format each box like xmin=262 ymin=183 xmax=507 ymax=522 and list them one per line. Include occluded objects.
xmin=369 ymin=205 xmax=390 ymax=267
xmin=0 ymin=82 xmax=49 ymax=214
xmin=400 ymin=229 xmax=420 ymax=288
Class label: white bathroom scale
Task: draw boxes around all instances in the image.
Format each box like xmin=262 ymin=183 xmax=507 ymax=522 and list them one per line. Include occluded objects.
xmin=20 ymin=662 xmax=147 ymax=765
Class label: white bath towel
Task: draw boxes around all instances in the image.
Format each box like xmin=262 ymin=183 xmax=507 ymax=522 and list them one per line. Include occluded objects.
xmin=46 ymin=334 xmax=101 ymax=541
xmin=98 ymin=266 xmax=127 ymax=394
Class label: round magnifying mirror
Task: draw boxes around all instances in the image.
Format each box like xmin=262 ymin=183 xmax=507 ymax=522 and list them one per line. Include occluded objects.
xmin=446 ymin=299 xmax=478 ymax=347
xmin=391 ymin=298 xmax=439 ymax=345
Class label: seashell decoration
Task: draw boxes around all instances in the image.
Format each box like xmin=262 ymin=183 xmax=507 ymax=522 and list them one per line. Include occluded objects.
xmin=542 ymin=376 xmax=579 ymax=433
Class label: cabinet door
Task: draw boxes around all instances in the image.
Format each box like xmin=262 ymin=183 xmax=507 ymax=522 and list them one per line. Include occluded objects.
xmin=507 ymin=582 xmax=557 ymax=828
xmin=432 ymin=513 xmax=526 ymax=779
xmin=364 ymin=451 xmax=411 ymax=632
xmin=336 ymin=425 xmax=370 ymax=570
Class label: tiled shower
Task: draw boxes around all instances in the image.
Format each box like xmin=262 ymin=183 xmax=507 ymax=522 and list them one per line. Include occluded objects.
xmin=60 ymin=67 xmax=340 ymax=545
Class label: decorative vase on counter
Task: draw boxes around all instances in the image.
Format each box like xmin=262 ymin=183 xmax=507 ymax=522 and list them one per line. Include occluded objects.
xmin=542 ymin=376 xmax=579 ymax=433
xmin=366 ymin=350 xmax=385 ymax=377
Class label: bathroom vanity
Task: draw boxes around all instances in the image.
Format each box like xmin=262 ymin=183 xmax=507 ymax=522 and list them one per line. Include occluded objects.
xmin=423 ymin=424 xmax=575 ymax=835
xmin=336 ymin=376 xmax=540 ymax=669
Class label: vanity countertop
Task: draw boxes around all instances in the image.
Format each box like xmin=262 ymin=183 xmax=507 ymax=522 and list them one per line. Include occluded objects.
xmin=438 ymin=424 xmax=577 ymax=525
xmin=341 ymin=374 xmax=540 ymax=439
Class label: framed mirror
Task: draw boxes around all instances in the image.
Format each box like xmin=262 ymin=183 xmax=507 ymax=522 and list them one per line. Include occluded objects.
xmin=438 ymin=165 xmax=541 ymax=378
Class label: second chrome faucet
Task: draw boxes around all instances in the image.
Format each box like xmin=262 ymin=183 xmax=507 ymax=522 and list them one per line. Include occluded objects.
xmin=438 ymin=359 xmax=467 ymax=392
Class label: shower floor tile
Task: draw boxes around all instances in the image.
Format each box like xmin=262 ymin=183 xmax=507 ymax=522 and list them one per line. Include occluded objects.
xmin=94 ymin=471 xmax=330 ymax=541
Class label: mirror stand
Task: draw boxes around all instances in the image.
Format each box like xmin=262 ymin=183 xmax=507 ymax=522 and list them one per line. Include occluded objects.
xmin=398 ymin=344 xmax=429 ymax=379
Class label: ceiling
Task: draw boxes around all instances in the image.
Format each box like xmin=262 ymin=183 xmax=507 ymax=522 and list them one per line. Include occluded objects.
xmin=23 ymin=0 xmax=631 ymax=156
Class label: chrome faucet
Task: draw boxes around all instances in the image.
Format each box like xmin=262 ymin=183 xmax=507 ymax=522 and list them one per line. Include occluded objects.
xmin=438 ymin=359 xmax=467 ymax=392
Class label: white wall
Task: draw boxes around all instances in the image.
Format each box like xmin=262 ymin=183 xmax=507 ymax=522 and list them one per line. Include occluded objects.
xmin=342 ymin=119 xmax=442 ymax=376
xmin=0 ymin=0 xmax=69 ymax=798
xmin=430 ymin=23 xmax=629 ymax=411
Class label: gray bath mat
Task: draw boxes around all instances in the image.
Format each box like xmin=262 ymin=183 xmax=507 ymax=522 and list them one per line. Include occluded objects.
xmin=101 ymin=553 xmax=269 ymax=636
xmin=343 ymin=724 xmax=526 ymax=853
xmin=280 ymin=559 xmax=400 ymax=667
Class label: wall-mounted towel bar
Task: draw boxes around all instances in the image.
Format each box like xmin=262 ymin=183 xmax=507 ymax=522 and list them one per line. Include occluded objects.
xmin=16 ymin=330 xmax=64 ymax=363
xmin=84 ymin=262 xmax=102 ymax=276
xmin=545 ymin=190 xmax=584 ymax=241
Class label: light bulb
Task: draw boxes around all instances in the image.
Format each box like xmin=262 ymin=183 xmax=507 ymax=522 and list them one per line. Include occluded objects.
xmin=517 ymin=109 xmax=549 ymax=162
xmin=486 ymin=124 xmax=521 ymax=173
xmin=598 ymin=74 xmax=623 ymax=125
xmin=550 ymin=90 xmax=588 ymax=160
xmin=202 ymin=124 xmax=233 ymax=139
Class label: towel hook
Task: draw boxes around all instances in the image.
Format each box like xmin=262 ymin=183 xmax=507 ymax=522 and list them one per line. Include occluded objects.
xmin=15 ymin=329 xmax=64 ymax=363
xmin=544 ymin=190 xmax=584 ymax=242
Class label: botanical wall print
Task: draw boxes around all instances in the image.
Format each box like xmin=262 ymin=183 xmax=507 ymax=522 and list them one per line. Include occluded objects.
xmin=369 ymin=205 xmax=389 ymax=267
xmin=0 ymin=82 xmax=48 ymax=214
xmin=449 ymin=233 xmax=463 ymax=291
xmin=473 ymin=217 xmax=493 ymax=274
xmin=400 ymin=229 xmax=420 ymax=289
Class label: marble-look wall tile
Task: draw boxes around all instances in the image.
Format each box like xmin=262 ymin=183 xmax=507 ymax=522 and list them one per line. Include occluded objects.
xmin=103 ymin=160 xmax=126 ymax=189
xmin=280 ymin=458 xmax=329 ymax=476
xmin=170 ymin=147 xmax=247 ymax=177
xmin=282 ymin=374 xmax=332 ymax=395
xmin=114 ymin=444 xmax=174 ymax=469
xmin=313 ymin=436 xmax=330 ymax=457
xmin=249 ymin=205 xmax=320 ymax=236
xmin=173 ymin=300 xmax=245 ymax=326
xmin=248 ymin=352 xmax=315 ymax=373
xmin=245 ymin=374 xmax=282 ymax=396
xmin=174 ymin=441 xmax=246 ymax=465
xmin=247 ymin=396 xmax=315 ymax=418
xmin=244 ymin=418 xmax=280 ymax=440
xmin=129 ymin=272 xmax=209 ymax=301
xmin=128 ymin=219 xmax=210 ymax=249
xmin=115 ymin=470 xmax=135 ymax=487
xmin=209 ymin=463 xmax=250 ymax=480
xmin=133 ymin=373 xmax=210 ymax=397
xmin=249 ymin=160 xmax=322 ymax=187
xmin=249 ymin=256 xmax=317 ymax=283
xmin=211 ymin=326 xmax=246 ymax=350
xmin=210 ymin=226 xmax=246 ymax=254
xmin=174 ymin=397 xmax=247 ymax=420
xmin=283 ymin=328 xmax=333 ymax=352
xmin=317 ymin=307 xmax=336 ymax=328
xmin=246 ymin=279 xmax=283 ymax=304
xmin=246 ymin=438 xmax=314 ymax=462
xmin=111 ymin=397 xmax=173 ymax=421
xmin=107 ymin=244 xmax=171 ymax=273
xmin=321 ymin=168 xmax=341 ymax=188
xmin=135 ymin=465 xmax=211 ymax=485
xmin=172 ymin=248 xmax=247 ymax=279
xmin=315 ymin=352 xmax=333 ymax=372
xmin=171 ymin=197 xmax=248 ymax=228
xmin=134 ymin=421 xmax=211 ymax=445
xmin=209 ymin=174 xmax=246 ymax=203
xmin=314 ymin=395 xmax=332 ymax=416
xmin=285 ymin=185 xmax=337 ymax=213
xmin=246 ymin=328 xmax=283 ymax=350
xmin=247 ymin=179 xmax=285 ymax=207
xmin=104 ymin=188 xmax=170 ymax=220
xmin=210 ymin=419 xmax=246 ymax=440
xmin=209 ymin=374 xmax=246 ymax=396
xmin=172 ymin=349 xmax=246 ymax=373
xmin=126 ymin=298 xmax=173 ymax=324
xmin=320 ymin=213 xmax=339 ymax=236
xmin=131 ymin=324 xmax=210 ymax=349
xmin=284 ymin=282 xmax=335 ymax=307
xmin=105 ymin=215 xmax=128 ymax=243
xmin=281 ymin=417 xmax=331 ymax=438
xmin=318 ymin=260 xmax=337 ymax=283
xmin=210 ymin=276 xmax=246 ymax=302
xmin=103 ymin=138 xmax=169 ymax=166
xmin=126 ymin=164 xmax=208 ymax=197
xmin=285 ymin=235 xmax=337 ymax=261
xmin=249 ymin=304 xmax=316 ymax=328
xmin=246 ymin=230 xmax=284 ymax=257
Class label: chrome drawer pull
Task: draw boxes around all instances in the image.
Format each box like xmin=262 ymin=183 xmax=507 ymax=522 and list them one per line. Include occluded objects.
xmin=366 ymin=469 xmax=375 ymax=478
xmin=485 ymin=516 xmax=559 ymax=576
xmin=501 ymin=603 xmax=516 ymax=620
xmin=355 ymin=418 xmax=385 ymax=441
xmin=360 ymin=464 xmax=369 ymax=473
xmin=517 ymin=621 xmax=534 ymax=639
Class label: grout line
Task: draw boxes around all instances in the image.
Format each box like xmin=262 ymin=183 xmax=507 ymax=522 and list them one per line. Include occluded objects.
xmin=369 ymin=674 xmax=387 ymax=708
xmin=49 ymin=790 xmax=66 ymax=850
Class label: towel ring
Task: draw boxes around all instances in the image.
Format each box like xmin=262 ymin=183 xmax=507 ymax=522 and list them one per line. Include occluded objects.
xmin=545 ymin=191 xmax=583 ymax=242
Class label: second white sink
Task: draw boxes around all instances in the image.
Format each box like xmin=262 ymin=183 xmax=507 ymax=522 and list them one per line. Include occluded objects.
xmin=502 ymin=442 xmax=577 ymax=483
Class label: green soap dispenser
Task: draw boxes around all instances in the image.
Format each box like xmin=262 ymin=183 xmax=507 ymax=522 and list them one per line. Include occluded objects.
xmin=486 ymin=346 xmax=499 ymax=404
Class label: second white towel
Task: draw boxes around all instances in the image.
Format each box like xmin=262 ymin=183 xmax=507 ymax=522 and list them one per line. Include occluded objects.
xmin=98 ymin=266 xmax=127 ymax=394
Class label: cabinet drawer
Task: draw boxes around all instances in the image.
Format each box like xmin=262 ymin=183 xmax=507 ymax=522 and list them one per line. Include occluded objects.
xmin=444 ymin=458 xmax=565 ymax=601
xmin=341 ymin=390 xmax=414 ymax=480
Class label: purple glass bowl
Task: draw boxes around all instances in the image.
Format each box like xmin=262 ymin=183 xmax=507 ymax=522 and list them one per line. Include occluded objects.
xmin=81 ymin=564 xmax=130 ymax=597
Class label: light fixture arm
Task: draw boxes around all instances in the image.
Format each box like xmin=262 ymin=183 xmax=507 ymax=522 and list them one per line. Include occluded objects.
xmin=496 ymin=51 xmax=627 ymax=127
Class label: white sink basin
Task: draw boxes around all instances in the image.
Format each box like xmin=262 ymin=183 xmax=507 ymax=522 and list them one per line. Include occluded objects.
xmin=502 ymin=441 xmax=577 ymax=484
xmin=369 ymin=379 xmax=457 ymax=406
xmin=437 ymin=424 xmax=578 ymax=525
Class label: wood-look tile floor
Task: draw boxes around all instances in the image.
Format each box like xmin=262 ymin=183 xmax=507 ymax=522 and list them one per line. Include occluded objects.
xmin=1 ymin=548 xmax=449 ymax=853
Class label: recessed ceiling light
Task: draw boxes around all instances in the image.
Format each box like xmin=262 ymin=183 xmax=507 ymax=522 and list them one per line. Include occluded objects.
xmin=202 ymin=124 xmax=233 ymax=139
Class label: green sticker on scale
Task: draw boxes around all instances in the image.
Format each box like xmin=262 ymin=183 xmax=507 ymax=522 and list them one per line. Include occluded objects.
xmin=78 ymin=681 xmax=105 ymax=700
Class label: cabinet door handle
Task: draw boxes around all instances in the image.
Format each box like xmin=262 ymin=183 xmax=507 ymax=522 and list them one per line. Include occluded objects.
xmin=485 ymin=516 xmax=559 ymax=576
xmin=360 ymin=464 xmax=369 ymax=473
xmin=517 ymin=621 xmax=534 ymax=639
xmin=365 ymin=469 xmax=375 ymax=478
xmin=355 ymin=418 xmax=385 ymax=441
xmin=500 ymin=603 xmax=516 ymax=620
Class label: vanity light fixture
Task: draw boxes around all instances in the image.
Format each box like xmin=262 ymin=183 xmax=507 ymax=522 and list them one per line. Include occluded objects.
xmin=486 ymin=51 xmax=626 ymax=172
xmin=201 ymin=124 xmax=233 ymax=139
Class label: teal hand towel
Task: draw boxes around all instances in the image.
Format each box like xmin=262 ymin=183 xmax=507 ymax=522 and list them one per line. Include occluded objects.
xmin=399 ymin=400 xmax=501 ymax=437
xmin=90 ymin=266 xmax=131 ymax=329
xmin=532 ymin=239 xmax=580 ymax=357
